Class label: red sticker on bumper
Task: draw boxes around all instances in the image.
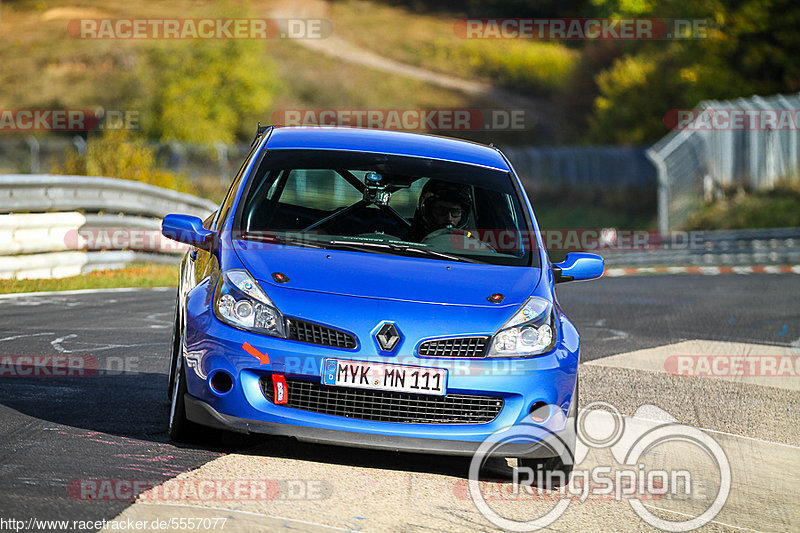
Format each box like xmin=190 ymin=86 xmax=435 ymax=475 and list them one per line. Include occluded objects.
xmin=272 ymin=374 xmax=288 ymax=404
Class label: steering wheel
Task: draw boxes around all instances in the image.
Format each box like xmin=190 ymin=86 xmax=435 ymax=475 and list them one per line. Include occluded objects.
xmin=421 ymin=227 xmax=496 ymax=252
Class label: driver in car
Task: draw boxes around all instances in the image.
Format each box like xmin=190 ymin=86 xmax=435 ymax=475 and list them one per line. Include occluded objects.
xmin=408 ymin=179 xmax=473 ymax=242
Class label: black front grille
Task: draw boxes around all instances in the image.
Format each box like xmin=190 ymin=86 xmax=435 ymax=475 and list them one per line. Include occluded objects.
xmin=418 ymin=337 xmax=489 ymax=358
xmin=261 ymin=378 xmax=503 ymax=424
xmin=285 ymin=318 xmax=356 ymax=349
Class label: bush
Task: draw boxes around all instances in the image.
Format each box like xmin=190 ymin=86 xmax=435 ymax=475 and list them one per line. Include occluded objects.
xmin=136 ymin=39 xmax=279 ymax=145
xmin=55 ymin=130 xmax=196 ymax=194
xmin=685 ymin=181 xmax=800 ymax=230
xmin=419 ymin=38 xmax=578 ymax=94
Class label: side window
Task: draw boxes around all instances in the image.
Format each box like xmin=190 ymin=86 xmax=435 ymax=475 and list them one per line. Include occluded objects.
xmin=203 ymin=211 xmax=217 ymax=229
xmin=212 ymin=142 xmax=262 ymax=230
xmin=214 ymin=185 xmax=239 ymax=230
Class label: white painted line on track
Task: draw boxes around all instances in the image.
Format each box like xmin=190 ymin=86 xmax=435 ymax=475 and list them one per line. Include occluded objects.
xmin=603 ymin=265 xmax=800 ymax=276
xmin=0 ymin=332 xmax=55 ymax=342
xmin=639 ymin=503 xmax=767 ymax=533
xmin=0 ymin=287 xmax=173 ymax=299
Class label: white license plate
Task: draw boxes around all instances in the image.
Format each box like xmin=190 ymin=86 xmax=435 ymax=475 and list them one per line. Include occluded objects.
xmin=322 ymin=359 xmax=447 ymax=396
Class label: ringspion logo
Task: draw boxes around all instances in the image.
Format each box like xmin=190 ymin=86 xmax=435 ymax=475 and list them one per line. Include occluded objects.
xmin=468 ymin=402 xmax=731 ymax=531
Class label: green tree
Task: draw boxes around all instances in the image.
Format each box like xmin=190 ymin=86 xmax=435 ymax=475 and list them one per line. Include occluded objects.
xmin=588 ymin=0 xmax=800 ymax=143
xmin=56 ymin=130 xmax=194 ymax=193
xmin=137 ymin=39 xmax=279 ymax=145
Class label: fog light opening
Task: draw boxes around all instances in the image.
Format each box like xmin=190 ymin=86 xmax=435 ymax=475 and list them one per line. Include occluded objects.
xmin=209 ymin=370 xmax=234 ymax=394
xmin=529 ymin=401 xmax=551 ymax=423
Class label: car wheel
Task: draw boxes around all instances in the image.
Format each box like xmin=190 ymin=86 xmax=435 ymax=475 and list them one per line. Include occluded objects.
xmin=168 ymin=350 xmax=201 ymax=443
xmin=518 ymin=379 xmax=579 ymax=489
xmin=518 ymin=454 xmax=574 ymax=489
xmin=167 ymin=295 xmax=181 ymax=400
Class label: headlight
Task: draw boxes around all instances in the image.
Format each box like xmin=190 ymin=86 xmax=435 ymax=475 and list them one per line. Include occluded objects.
xmin=213 ymin=270 xmax=285 ymax=337
xmin=488 ymin=296 xmax=556 ymax=356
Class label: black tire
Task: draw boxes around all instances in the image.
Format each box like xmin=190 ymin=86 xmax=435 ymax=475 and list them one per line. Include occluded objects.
xmin=167 ymin=297 xmax=181 ymax=401
xmin=518 ymin=454 xmax=574 ymax=490
xmin=168 ymin=352 xmax=202 ymax=443
xmin=518 ymin=378 xmax=579 ymax=489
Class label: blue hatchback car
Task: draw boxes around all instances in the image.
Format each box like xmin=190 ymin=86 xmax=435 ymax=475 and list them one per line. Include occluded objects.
xmin=163 ymin=126 xmax=603 ymax=476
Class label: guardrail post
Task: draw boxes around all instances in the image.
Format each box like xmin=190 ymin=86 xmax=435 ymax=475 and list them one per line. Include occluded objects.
xmin=765 ymin=127 xmax=777 ymax=189
xmin=72 ymin=135 xmax=87 ymax=156
xmin=215 ymin=141 xmax=229 ymax=184
xmin=168 ymin=141 xmax=185 ymax=173
xmin=647 ymin=148 xmax=669 ymax=235
xmin=25 ymin=136 xmax=40 ymax=174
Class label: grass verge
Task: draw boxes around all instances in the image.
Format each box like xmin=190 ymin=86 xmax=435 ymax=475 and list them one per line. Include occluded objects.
xmin=0 ymin=263 xmax=178 ymax=295
xmin=685 ymin=183 xmax=800 ymax=230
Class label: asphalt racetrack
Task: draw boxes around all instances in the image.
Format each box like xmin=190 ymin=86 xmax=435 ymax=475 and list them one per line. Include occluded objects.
xmin=0 ymin=274 xmax=798 ymax=532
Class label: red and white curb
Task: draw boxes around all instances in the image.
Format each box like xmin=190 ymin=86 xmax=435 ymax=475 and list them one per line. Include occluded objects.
xmin=604 ymin=265 xmax=800 ymax=277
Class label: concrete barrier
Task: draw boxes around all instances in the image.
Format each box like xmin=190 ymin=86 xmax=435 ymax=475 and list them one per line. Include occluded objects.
xmin=0 ymin=175 xmax=217 ymax=279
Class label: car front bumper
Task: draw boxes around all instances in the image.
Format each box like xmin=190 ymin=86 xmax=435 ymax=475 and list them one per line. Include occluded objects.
xmin=180 ymin=282 xmax=581 ymax=458
xmin=184 ymin=394 xmax=564 ymax=458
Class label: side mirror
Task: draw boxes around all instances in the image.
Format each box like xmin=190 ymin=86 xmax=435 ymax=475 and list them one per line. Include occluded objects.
xmin=553 ymin=252 xmax=604 ymax=283
xmin=162 ymin=214 xmax=214 ymax=250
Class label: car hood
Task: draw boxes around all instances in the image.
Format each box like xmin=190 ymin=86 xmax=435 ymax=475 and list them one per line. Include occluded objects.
xmin=233 ymin=239 xmax=541 ymax=307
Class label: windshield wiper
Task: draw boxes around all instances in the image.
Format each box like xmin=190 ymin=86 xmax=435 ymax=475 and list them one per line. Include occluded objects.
xmin=327 ymin=240 xmax=481 ymax=263
xmin=241 ymin=232 xmax=326 ymax=249
xmin=243 ymin=233 xmax=481 ymax=262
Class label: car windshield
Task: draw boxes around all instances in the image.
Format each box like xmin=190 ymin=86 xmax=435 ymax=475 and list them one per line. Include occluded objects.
xmin=236 ymin=149 xmax=536 ymax=267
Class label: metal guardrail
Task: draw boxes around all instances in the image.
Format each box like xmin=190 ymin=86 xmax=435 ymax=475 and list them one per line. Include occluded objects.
xmin=0 ymin=174 xmax=217 ymax=279
xmin=601 ymin=227 xmax=800 ymax=267
xmin=647 ymin=92 xmax=800 ymax=233
xmin=0 ymin=174 xmax=217 ymax=216
xmin=502 ymin=145 xmax=656 ymax=192
xmin=2 ymin=175 xmax=796 ymax=278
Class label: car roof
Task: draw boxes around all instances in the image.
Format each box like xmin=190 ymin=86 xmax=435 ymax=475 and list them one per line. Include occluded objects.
xmin=262 ymin=126 xmax=511 ymax=171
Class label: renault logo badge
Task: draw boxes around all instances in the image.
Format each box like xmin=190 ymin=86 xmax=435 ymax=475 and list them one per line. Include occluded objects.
xmin=375 ymin=323 xmax=400 ymax=351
